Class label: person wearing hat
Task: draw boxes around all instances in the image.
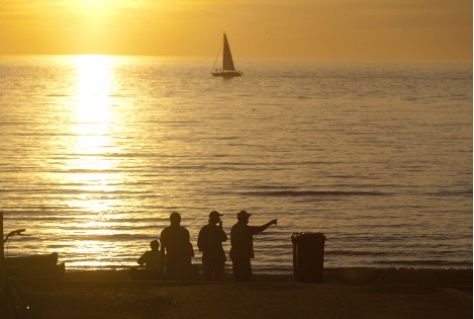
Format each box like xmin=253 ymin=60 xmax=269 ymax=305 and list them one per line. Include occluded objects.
xmin=230 ymin=210 xmax=278 ymax=282
xmin=160 ymin=212 xmax=194 ymax=280
xmin=197 ymin=211 xmax=228 ymax=281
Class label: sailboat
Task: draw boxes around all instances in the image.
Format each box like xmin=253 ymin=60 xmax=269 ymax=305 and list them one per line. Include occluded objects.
xmin=212 ymin=33 xmax=243 ymax=77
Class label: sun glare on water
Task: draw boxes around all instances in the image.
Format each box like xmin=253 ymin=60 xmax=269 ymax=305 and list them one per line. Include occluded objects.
xmin=70 ymin=58 xmax=119 ymax=215
xmin=74 ymin=55 xmax=112 ymax=123
xmin=62 ymin=55 xmax=128 ymax=265
xmin=70 ymin=54 xmax=117 ymax=202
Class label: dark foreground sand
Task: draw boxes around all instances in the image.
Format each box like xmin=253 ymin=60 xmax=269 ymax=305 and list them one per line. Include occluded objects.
xmin=8 ymin=268 xmax=473 ymax=319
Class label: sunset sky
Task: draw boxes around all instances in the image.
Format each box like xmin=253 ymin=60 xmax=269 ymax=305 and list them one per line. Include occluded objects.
xmin=0 ymin=0 xmax=472 ymax=60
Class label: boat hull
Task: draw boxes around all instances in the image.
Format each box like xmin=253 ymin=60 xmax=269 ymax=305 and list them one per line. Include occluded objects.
xmin=212 ymin=70 xmax=243 ymax=77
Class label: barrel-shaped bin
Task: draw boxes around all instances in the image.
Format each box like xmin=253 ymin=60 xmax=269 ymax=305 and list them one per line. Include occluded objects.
xmin=291 ymin=232 xmax=326 ymax=283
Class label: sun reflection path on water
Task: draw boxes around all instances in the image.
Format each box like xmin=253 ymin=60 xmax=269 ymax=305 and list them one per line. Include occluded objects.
xmin=66 ymin=55 xmax=126 ymax=267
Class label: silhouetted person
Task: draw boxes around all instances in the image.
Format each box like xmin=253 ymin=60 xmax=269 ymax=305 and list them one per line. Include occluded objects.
xmin=197 ymin=211 xmax=228 ymax=281
xmin=230 ymin=210 xmax=277 ymax=282
xmin=137 ymin=239 xmax=162 ymax=270
xmin=160 ymin=212 xmax=194 ymax=280
xmin=128 ymin=239 xmax=164 ymax=280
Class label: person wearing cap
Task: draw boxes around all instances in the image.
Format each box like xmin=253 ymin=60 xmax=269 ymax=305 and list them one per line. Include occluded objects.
xmin=160 ymin=212 xmax=194 ymax=280
xmin=230 ymin=210 xmax=277 ymax=282
xmin=197 ymin=211 xmax=228 ymax=281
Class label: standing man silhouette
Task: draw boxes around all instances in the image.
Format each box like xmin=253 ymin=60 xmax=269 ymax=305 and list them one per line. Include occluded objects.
xmin=198 ymin=211 xmax=228 ymax=281
xmin=230 ymin=210 xmax=277 ymax=282
xmin=160 ymin=212 xmax=194 ymax=280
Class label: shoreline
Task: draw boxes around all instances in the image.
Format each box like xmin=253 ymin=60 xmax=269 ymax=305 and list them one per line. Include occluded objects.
xmin=63 ymin=266 xmax=472 ymax=287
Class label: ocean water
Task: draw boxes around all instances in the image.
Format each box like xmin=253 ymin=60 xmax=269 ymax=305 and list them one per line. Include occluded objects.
xmin=0 ymin=55 xmax=472 ymax=274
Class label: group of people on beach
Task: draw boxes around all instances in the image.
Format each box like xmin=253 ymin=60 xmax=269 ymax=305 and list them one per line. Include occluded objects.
xmin=131 ymin=211 xmax=277 ymax=282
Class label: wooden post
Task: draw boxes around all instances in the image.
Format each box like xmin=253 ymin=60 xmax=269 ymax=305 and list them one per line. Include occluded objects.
xmin=0 ymin=211 xmax=6 ymax=306
xmin=1 ymin=211 xmax=4 ymax=293
xmin=0 ymin=212 xmax=4 ymax=259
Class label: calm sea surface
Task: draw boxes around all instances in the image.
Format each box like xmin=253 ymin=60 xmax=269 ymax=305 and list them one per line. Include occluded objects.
xmin=0 ymin=56 xmax=472 ymax=274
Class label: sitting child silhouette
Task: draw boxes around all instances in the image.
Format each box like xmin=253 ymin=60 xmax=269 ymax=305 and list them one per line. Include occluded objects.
xmin=128 ymin=240 xmax=165 ymax=280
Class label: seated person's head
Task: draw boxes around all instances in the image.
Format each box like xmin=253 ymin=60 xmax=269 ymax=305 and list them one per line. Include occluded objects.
xmin=150 ymin=240 xmax=159 ymax=250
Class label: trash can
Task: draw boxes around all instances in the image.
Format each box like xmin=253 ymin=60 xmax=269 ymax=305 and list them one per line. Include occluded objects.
xmin=291 ymin=232 xmax=326 ymax=283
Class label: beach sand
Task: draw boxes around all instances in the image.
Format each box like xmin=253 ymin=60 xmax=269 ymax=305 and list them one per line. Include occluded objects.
xmin=6 ymin=268 xmax=473 ymax=319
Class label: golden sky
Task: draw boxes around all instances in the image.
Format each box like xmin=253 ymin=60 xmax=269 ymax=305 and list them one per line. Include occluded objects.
xmin=0 ymin=0 xmax=472 ymax=60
